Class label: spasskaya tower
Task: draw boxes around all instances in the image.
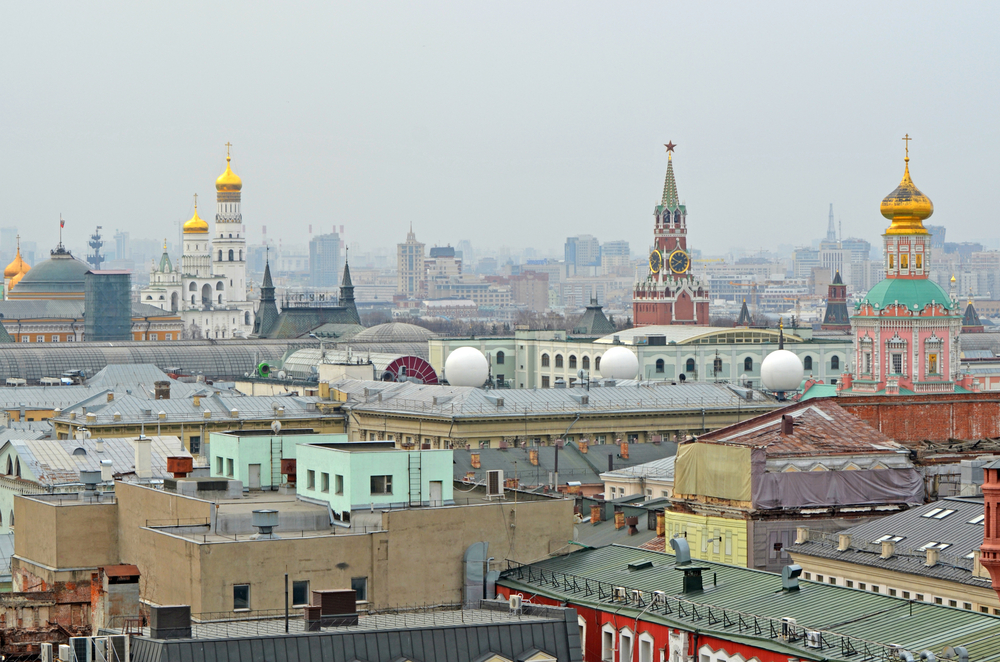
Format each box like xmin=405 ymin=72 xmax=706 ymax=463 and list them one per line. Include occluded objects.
xmin=633 ymin=143 xmax=710 ymax=326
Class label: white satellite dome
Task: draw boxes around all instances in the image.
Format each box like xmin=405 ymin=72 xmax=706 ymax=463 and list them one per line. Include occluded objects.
xmin=444 ymin=347 xmax=490 ymax=387
xmin=599 ymin=346 xmax=639 ymax=380
xmin=761 ymin=349 xmax=804 ymax=392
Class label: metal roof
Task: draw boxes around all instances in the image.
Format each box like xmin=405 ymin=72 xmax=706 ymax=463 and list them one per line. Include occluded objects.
xmin=0 ymin=339 xmax=319 ymax=382
xmin=791 ymin=496 xmax=989 ymax=587
xmin=600 ymin=455 xmax=676 ymax=481
xmin=5 ymin=435 xmax=188 ymax=484
xmin=499 ymin=543 xmax=1000 ymax=662
xmin=333 ymin=379 xmax=778 ymax=419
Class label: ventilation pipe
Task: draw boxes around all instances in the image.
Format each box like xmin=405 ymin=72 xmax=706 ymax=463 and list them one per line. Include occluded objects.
xmin=134 ymin=436 xmax=152 ymax=479
xmin=100 ymin=459 xmax=114 ymax=482
xmin=781 ymin=415 xmax=794 ymax=436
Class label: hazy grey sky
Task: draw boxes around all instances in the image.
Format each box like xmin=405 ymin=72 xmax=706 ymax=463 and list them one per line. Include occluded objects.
xmin=2 ymin=2 xmax=998 ymax=259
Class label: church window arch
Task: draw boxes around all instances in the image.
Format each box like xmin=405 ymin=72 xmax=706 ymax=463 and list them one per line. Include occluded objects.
xmin=595 ymin=356 xmax=601 ymax=371
xmin=685 ymin=358 xmax=696 ymax=372
xmin=218 ymin=294 xmax=223 ymax=304
xmin=146 ymin=295 xmax=152 ymax=300
xmin=191 ymin=295 xmax=196 ymax=305
xmin=218 ymin=250 xmax=223 ymax=261
xmin=803 ymin=356 xmax=813 ymax=371
xmin=656 ymin=358 xmax=665 ymax=373
xmin=244 ymin=311 xmax=251 ymax=326
xmin=5 ymin=456 xmax=11 ymax=475
xmin=496 ymin=351 xmax=505 ymax=365
xmin=229 ymin=249 xmax=234 ymax=261
xmin=582 ymin=356 xmax=590 ymax=370
xmin=831 ymin=355 xmax=840 ymax=370
xmin=239 ymin=250 xmax=243 ymax=261
xmin=171 ymin=292 xmax=179 ymax=312
xmin=569 ymin=355 xmax=577 ymax=369
xmin=158 ymin=295 xmax=164 ymax=300
xmin=189 ymin=282 xmax=197 ymax=292
xmin=541 ymin=354 xmax=550 ymax=368
xmin=555 ymin=354 xmax=564 ymax=369
xmin=216 ymin=281 xmax=224 ymax=291
xmin=15 ymin=458 xmax=20 ymax=478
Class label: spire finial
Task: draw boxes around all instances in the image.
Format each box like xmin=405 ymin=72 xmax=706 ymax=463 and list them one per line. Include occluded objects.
xmin=778 ymin=318 xmax=784 ymax=350
xmin=225 ymin=141 xmax=233 ymax=163
xmin=163 ymin=238 xmax=167 ymax=252
xmin=902 ymin=133 xmax=911 ymax=162
xmin=193 ymin=193 xmax=198 ymax=210
xmin=665 ymin=141 xmax=676 ymax=161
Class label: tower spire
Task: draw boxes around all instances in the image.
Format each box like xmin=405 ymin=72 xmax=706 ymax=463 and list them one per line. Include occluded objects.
xmin=826 ymin=203 xmax=836 ymax=242
xmin=661 ymin=142 xmax=679 ymax=209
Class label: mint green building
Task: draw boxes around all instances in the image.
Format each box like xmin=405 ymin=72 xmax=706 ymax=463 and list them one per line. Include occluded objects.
xmin=209 ymin=430 xmax=348 ymax=490
xmin=295 ymin=441 xmax=453 ymax=519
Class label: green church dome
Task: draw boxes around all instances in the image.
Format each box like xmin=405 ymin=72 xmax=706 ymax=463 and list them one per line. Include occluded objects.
xmin=857 ymin=278 xmax=958 ymax=314
xmin=8 ymin=247 xmax=91 ymax=299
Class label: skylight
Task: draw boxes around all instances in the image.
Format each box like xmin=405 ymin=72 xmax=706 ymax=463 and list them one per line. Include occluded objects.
xmin=968 ymin=514 xmax=985 ymax=525
xmin=921 ymin=508 xmax=955 ymax=519
xmin=919 ymin=542 xmax=951 ymax=551
xmin=874 ymin=535 xmax=905 ymax=543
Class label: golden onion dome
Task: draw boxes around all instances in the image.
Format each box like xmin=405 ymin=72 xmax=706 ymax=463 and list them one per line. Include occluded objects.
xmin=880 ymin=156 xmax=933 ymax=235
xmin=4 ymin=247 xmax=28 ymax=278
xmin=9 ymin=270 xmax=25 ymax=289
xmin=183 ymin=199 xmax=209 ymax=234
xmin=216 ymin=155 xmax=242 ymax=192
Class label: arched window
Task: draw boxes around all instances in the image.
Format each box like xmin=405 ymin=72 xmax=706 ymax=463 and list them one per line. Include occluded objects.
xmin=569 ymin=355 xmax=577 ymax=369
xmin=744 ymin=357 xmax=753 ymax=372
xmin=831 ymin=355 xmax=840 ymax=370
xmin=171 ymin=292 xmax=179 ymax=312
xmin=158 ymin=295 xmax=164 ymax=300
xmin=239 ymin=250 xmax=243 ymax=261
xmin=216 ymin=281 xmax=224 ymax=291
xmin=555 ymin=354 xmax=564 ymax=368
xmin=496 ymin=351 xmax=505 ymax=365
xmin=218 ymin=250 xmax=223 ymax=261
xmin=145 ymin=295 xmax=152 ymax=300
xmin=582 ymin=356 xmax=590 ymax=370
xmin=5 ymin=457 xmax=11 ymax=475
xmin=655 ymin=359 xmax=665 ymax=373
xmin=228 ymin=249 xmax=234 ymax=261
xmin=595 ymin=356 xmax=601 ymax=371
xmin=15 ymin=458 xmax=20 ymax=478
xmin=189 ymin=282 xmax=197 ymax=291
xmin=244 ymin=311 xmax=251 ymax=326
xmin=804 ymin=356 xmax=813 ymax=371
xmin=218 ymin=294 xmax=223 ymax=304
xmin=685 ymin=358 xmax=695 ymax=372
xmin=541 ymin=354 xmax=550 ymax=368
xmin=191 ymin=295 xmax=196 ymax=305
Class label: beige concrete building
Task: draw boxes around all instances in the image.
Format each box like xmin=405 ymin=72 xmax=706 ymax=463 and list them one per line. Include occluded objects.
xmin=11 ymin=479 xmax=573 ymax=616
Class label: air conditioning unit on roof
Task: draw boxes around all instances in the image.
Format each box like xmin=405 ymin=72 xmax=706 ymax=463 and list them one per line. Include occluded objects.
xmin=487 ymin=470 xmax=504 ymax=498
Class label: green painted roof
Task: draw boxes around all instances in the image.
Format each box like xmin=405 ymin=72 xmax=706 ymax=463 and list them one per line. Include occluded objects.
xmin=499 ymin=544 xmax=1000 ymax=662
xmin=857 ymin=278 xmax=958 ymax=313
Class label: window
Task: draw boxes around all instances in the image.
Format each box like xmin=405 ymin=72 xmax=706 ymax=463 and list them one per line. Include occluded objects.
xmin=4 ymin=457 xmax=10 ymax=475
xmin=321 ymin=473 xmax=330 ymax=493
xmin=922 ymin=508 xmax=955 ymax=519
xmin=292 ymin=580 xmax=309 ymax=606
xmin=744 ymin=357 xmax=753 ymax=371
xmin=20 ymin=336 xmax=28 ymax=342
xmin=619 ymin=629 xmax=634 ymax=662
xmin=541 ymin=376 xmax=550 ymax=388
xmin=496 ymin=351 xmax=505 ymax=365
xmin=14 ymin=459 xmax=19 ymax=478
xmin=891 ymin=353 xmax=903 ymax=374
xmin=920 ymin=542 xmax=951 ymax=551
xmin=685 ymin=358 xmax=696 ymax=372
xmin=889 ymin=588 xmax=897 ymax=597
xmin=964 ymin=602 xmax=972 ymax=610
xmin=150 ymin=333 xmax=157 ymax=341
xmin=889 ymin=254 xmax=894 ymax=269
xmin=828 ymin=576 xmax=837 ymax=585
xmin=216 ymin=457 xmax=223 ymax=475
xmin=875 ymin=535 xmax=905 ymax=543
xmin=582 ymin=356 xmax=590 ymax=370
xmin=969 ymin=514 xmax=986 ymax=525
xmin=655 ymin=359 xmax=665 ymax=373
xmin=948 ymin=599 xmax=957 ymax=608
xmin=371 ymin=475 xmax=392 ymax=495
xmin=602 ymin=625 xmax=615 ymax=661
xmin=916 ymin=254 xmax=923 ymax=269
xmin=901 ymin=254 xmax=909 ymax=269
xmin=638 ymin=633 xmax=654 ymax=662
xmin=541 ymin=354 xmax=550 ymax=367
xmin=165 ymin=333 xmax=172 ymax=340
xmin=555 ymin=354 xmax=563 ymax=368
xmin=928 ymin=353 xmax=939 ymax=375
xmin=831 ymin=355 xmax=840 ymax=370
xmin=816 ymin=574 xmax=824 ymax=582
xmin=858 ymin=582 xmax=866 ymax=590
xmin=871 ymin=585 xmax=879 ymax=593
xmin=845 ymin=580 xmax=853 ymax=588
xmin=307 ymin=470 xmax=315 ymax=489
xmin=226 ymin=458 xmax=234 ymax=477
xmin=864 ymin=352 xmax=872 ymax=374
xmin=902 ymin=591 xmax=910 ymax=599
xmin=804 ymin=356 xmax=813 ymax=371
xmin=229 ymin=249 xmax=234 ymax=261
xmin=36 ymin=335 xmax=44 ymax=343
xmin=335 ymin=474 xmax=343 ymax=494
xmin=916 ymin=593 xmax=925 ymax=601
xmin=233 ymin=584 xmax=250 ymax=610
xmin=51 ymin=335 xmax=59 ymax=342
xmin=595 ymin=356 xmax=601 ymax=371
xmin=351 ymin=576 xmax=367 ymax=602
xmin=569 ymin=355 xmax=577 ymax=369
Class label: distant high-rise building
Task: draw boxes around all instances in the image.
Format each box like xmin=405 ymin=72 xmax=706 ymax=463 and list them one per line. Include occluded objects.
xmin=114 ymin=230 xmax=131 ymax=262
xmin=826 ymin=203 xmax=837 ymax=242
xmin=397 ymin=226 xmax=426 ymax=296
xmin=309 ymin=233 xmax=342 ymax=288
xmin=564 ymin=235 xmax=601 ymax=277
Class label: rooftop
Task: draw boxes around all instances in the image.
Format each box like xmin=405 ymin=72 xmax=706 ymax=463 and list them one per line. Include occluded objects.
xmin=4 ymin=436 xmax=188 ymax=484
xmin=790 ymin=495 xmax=990 ymax=588
xmin=332 ymin=379 xmax=777 ymax=419
xmin=594 ymin=325 xmax=808 ymax=346
xmin=600 ymin=454 xmax=676 ymax=481
xmin=499 ymin=543 xmax=1000 ymax=662
xmin=695 ymin=398 xmax=904 ymax=457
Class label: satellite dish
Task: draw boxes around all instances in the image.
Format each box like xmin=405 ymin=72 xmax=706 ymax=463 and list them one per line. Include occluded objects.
xmin=599 ymin=346 xmax=639 ymax=380
xmin=761 ymin=350 xmax=805 ymax=392
xmin=443 ymin=347 xmax=490 ymax=387
xmin=277 ymin=370 xmax=287 ymax=380
xmin=271 ymin=420 xmax=281 ymax=434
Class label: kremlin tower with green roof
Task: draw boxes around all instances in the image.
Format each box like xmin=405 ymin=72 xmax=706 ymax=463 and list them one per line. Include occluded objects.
xmin=837 ymin=136 xmax=977 ymax=395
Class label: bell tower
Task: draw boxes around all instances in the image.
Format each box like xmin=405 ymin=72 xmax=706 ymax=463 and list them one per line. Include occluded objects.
xmin=212 ymin=143 xmax=248 ymax=306
xmin=632 ymin=143 xmax=710 ymax=326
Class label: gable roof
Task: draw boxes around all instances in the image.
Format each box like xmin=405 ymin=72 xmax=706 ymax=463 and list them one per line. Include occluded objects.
xmin=4 ymin=436 xmax=188 ymax=485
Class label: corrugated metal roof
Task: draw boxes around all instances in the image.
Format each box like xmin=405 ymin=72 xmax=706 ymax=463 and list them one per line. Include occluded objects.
xmin=594 ymin=325 xmax=807 ymax=345
xmin=601 ymin=455 xmax=676 ymax=480
xmin=499 ymin=544 xmax=1000 ymax=662
xmin=333 ymin=379 xmax=778 ymax=419
xmin=6 ymin=436 xmax=188 ymax=484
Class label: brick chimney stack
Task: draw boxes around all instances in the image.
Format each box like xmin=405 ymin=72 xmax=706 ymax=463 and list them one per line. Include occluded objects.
xmin=980 ymin=460 xmax=1000 ymax=601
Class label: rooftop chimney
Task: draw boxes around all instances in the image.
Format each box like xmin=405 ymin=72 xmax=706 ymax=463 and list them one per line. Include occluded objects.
xmin=925 ymin=547 xmax=940 ymax=567
xmin=134 ymin=436 xmax=152 ymax=479
xmin=838 ymin=533 xmax=851 ymax=551
xmin=529 ymin=449 xmax=539 ymax=466
xmin=80 ymin=470 xmax=101 ymax=491
xmin=107 ymin=393 xmax=114 ymax=402
xmin=154 ymin=381 xmax=170 ymax=400
xmin=781 ymin=414 xmax=794 ymax=436
xmin=100 ymin=459 xmax=114 ymax=482
xmin=881 ymin=540 xmax=895 ymax=559
xmin=980 ymin=460 xmax=1000 ymax=601
xmin=471 ymin=452 xmax=481 ymax=469
xmin=167 ymin=456 xmax=193 ymax=479
xmin=192 ymin=395 xmax=201 ymax=408
xmin=620 ymin=440 xmax=629 ymax=460
xmin=590 ymin=503 xmax=602 ymax=524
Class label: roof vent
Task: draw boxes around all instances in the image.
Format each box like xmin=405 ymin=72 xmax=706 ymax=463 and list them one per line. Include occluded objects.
xmin=230 ymin=408 xmax=239 ymax=418
xmin=782 ymin=564 xmax=803 ymax=591
xmin=627 ymin=559 xmax=653 ymax=572
xmin=942 ymin=647 xmax=969 ymax=662
xmin=203 ymin=410 xmax=211 ymax=419
xmin=781 ymin=415 xmax=794 ymax=436
xmin=603 ymin=380 xmax=617 ymax=387
xmin=80 ymin=470 xmax=101 ymax=491
xmin=251 ymin=509 xmax=280 ymax=540
xmin=570 ymin=392 xmax=589 ymax=405
xmin=485 ymin=394 xmax=504 ymax=407
xmin=670 ymin=536 xmax=692 ymax=565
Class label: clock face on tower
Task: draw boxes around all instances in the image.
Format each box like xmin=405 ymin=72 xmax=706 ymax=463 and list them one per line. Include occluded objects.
xmin=669 ymin=249 xmax=690 ymax=274
xmin=648 ymin=250 xmax=663 ymax=274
